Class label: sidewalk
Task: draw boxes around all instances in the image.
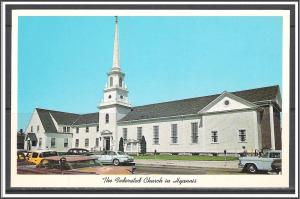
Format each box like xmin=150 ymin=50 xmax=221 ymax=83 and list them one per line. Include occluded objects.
xmin=135 ymin=159 xmax=239 ymax=169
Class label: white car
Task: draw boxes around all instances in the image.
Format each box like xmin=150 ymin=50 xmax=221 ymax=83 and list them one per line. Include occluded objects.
xmin=93 ymin=151 xmax=135 ymax=166
xmin=239 ymin=150 xmax=281 ymax=173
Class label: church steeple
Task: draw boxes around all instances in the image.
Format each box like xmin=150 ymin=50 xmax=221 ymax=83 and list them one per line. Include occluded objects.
xmin=99 ymin=16 xmax=131 ymax=108
xmin=112 ymin=16 xmax=120 ymax=71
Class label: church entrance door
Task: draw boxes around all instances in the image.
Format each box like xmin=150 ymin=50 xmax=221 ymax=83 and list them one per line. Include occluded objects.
xmin=105 ymin=137 xmax=110 ymax=151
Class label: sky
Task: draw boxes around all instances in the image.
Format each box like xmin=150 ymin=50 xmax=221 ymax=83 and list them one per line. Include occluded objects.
xmin=18 ymin=16 xmax=282 ymax=130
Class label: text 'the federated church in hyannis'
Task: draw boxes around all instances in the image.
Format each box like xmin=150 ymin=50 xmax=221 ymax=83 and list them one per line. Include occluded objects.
xmin=24 ymin=17 xmax=282 ymax=155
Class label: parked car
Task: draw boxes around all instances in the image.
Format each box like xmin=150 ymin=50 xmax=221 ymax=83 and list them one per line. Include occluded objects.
xmin=17 ymin=155 xmax=135 ymax=175
xmin=93 ymin=151 xmax=135 ymax=166
xmin=239 ymin=150 xmax=281 ymax=173
xmin=66 ymin=148 xmax=92 ymax=156
xmin=26 ymin=150 xmax=59 ymax=165
xmin=271 ymin=159 xmax=282 ymax=174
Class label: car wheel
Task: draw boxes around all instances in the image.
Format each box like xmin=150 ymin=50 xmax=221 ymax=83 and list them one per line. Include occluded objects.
xmin=113 ymin=159 xmax=120 ymax=166
xmin=246 ymin=164 xmax=257 ymax=173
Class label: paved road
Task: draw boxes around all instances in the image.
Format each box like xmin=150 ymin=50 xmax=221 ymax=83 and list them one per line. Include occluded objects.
xmin=134 ymin=165 xmax=247 ymax=175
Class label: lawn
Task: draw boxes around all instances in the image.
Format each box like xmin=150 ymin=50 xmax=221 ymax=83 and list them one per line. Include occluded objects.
xmin=134 ymin=155 xmax=238 ymax=161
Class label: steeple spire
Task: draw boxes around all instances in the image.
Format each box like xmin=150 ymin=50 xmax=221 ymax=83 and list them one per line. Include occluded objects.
xmin=112 ymin=16 xmax=120 ymax=70
xmin=99 ymin=16 xmax=130 ymax=109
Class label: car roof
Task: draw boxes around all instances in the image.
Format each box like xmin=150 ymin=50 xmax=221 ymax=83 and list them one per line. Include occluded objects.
xmin=30 ymin=150 xmax=57 ymax=153
xmin=68 ymin=148 xmax=89 ymax=151
xmin=267 ymin=150 xmax=281 ymax=153
xmin=42 ymin=155 xmax=97 ymax=162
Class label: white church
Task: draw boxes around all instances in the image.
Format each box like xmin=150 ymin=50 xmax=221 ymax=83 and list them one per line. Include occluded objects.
xmin=24 ymin=17 xmax=282 ymax=155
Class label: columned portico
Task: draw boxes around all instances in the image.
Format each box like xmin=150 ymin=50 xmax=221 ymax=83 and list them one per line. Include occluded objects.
xmin=100 ymin=130 xmax=113 ymax=151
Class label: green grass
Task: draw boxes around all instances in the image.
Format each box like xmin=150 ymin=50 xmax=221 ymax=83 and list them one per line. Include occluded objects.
xmin=135 ymin=155 xmax=238 ymax=161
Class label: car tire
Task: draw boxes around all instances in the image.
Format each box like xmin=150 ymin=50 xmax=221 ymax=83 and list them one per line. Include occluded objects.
xmin=246 ymin=164 xmax=257 ymax=174
xmin=113 ymin=159 xmax=120 ymax=166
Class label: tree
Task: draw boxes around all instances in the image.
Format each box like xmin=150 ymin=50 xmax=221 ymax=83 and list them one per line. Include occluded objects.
xmin=119 ymin=137 xmax=124 ymax=152
xmin=140 ymin=136 xmax=147 ymax=155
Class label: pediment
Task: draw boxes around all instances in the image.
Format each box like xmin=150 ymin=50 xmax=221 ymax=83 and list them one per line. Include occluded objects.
xmin=199 ymin=92 xmax=257 ymax=114
xmin=100 ymin=130 xmax=113 ymax=135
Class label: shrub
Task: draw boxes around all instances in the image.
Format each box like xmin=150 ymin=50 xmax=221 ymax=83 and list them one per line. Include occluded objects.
xmin=140 ymin=136 xmax=147 ymax=155
xmin=119 ymin=137 xmax=124 ymax=152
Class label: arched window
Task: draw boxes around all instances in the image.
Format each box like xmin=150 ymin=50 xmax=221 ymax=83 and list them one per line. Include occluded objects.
xmin=110 ymin=77 xmax=113 ymax=87
xmin=105 ymin=114 xmax=109 ymax=123
xmin=119 ymin=77 xmax=123 ymax=87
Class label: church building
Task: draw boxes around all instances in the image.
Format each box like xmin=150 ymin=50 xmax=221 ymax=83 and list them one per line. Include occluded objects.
xmin=24 ymin=17 xmax=282 ymax=155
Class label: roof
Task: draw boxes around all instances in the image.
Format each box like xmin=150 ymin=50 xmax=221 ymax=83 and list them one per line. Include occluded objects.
xmin=118 ymin=85 xmax=280 ymax=122
xmin=73 ymin=113 xmax=99 ymax=125
xmin=35 ymin=85 xmax=279 ymax=128
xmin=36 ymin=108 xmax=98 ymax=133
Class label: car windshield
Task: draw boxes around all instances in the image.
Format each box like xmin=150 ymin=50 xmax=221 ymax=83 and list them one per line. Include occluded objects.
xmin=68 ymin=159 xmax=102 ymax=169
xmin=41 ymin=151 xmax=58 ymax=157
xmin=261 ymin=153 xmax=269 ymax=158
xmin=117 ymin=151 xmax=126 ymax=155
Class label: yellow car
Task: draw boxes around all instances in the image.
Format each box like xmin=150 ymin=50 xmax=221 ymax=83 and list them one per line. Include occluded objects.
xmin=26 ymin=150 xmax=58 ymax=165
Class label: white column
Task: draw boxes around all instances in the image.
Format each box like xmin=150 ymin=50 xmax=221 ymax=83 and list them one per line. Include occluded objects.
xmin=253 ymin=111 xmax=259 ymax=150
xmin=269 ymin=104 xmax=276 ymax=149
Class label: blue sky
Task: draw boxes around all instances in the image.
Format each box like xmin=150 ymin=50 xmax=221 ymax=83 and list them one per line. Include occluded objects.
xmin=18 ymin=16 xmax=282 ymax=130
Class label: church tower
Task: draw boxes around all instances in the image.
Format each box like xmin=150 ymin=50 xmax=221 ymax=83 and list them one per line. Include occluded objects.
xmin=98 ymin=16 xmax=131 ymax=151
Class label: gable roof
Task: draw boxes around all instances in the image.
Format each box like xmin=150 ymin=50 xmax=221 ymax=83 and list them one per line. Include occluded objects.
xmin=36 ymin=108 xmax=98 ymax=133
xmin=198 ymin=91 xmax=258 ymax=113
xmin=118 ymin=85 xmax=280 ymax=122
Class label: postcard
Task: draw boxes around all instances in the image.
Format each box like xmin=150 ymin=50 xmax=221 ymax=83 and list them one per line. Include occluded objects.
xmin=1 ymin=1 xmax=297 ymax=198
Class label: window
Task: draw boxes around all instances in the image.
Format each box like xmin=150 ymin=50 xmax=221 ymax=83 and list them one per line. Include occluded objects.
xmin=238 ymin=129 xmax=246 ymax=142
xmin=32 ymin=152 xmax=38 ymax=158
xmin=119 ymin=77 xmax=123 ymax=87
xmin=64 ymin=138 xmax=68 ymax=147
xmin=153 ymin=126 xmax=159 ymax=145
xmin=86 ymin=126 xmax=89 ymax=133
xmin=85 ymin=138 xmax=89 ymax=147
xmin=224 ymin=100 xmax=230 ymax=105
xmin=37 ymin=125 xmax=40 ymax=132
xmin=110 ymin=77 xmax=113 ymax=87
xmin=105 ymin=114 xmax=109 ymax=123
xmin=191 ymin=122 xmax=198 ymax=143
xmin=67 ymin=127 xmax=70 ymax=133
xmin=95 ymin=138 xmax=99 ymax=147
xmin=96 ymin=125 xmax=99 ymax=132
xmin=211 ymin=131 xmax=218 ymax=143
xmin=137 ymin=127 xmax=142 ymax=141
xmin=123 ymin=128 xmax=128 ymax=140
xmin=126 ymin=143 xmax=131 ymax=151
xmin=39 ymin=138 xmax=42 ymax=147
xmin=171 ymin=124 xmax=178 ymax=144
xmin=51 ymin=138 xmax=56 ymax=147
xmin=63 ymin=127 xmax=66 ymax=132
xmin=269 ymin=152 xmax=280 ymax=158
xmin=76 ymin=127 xmax=79 ymax=133
xmin=75 ymin=139 xmax=79 ymax=147
xmin=31 ymin=126 xmax=33 ymax=132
